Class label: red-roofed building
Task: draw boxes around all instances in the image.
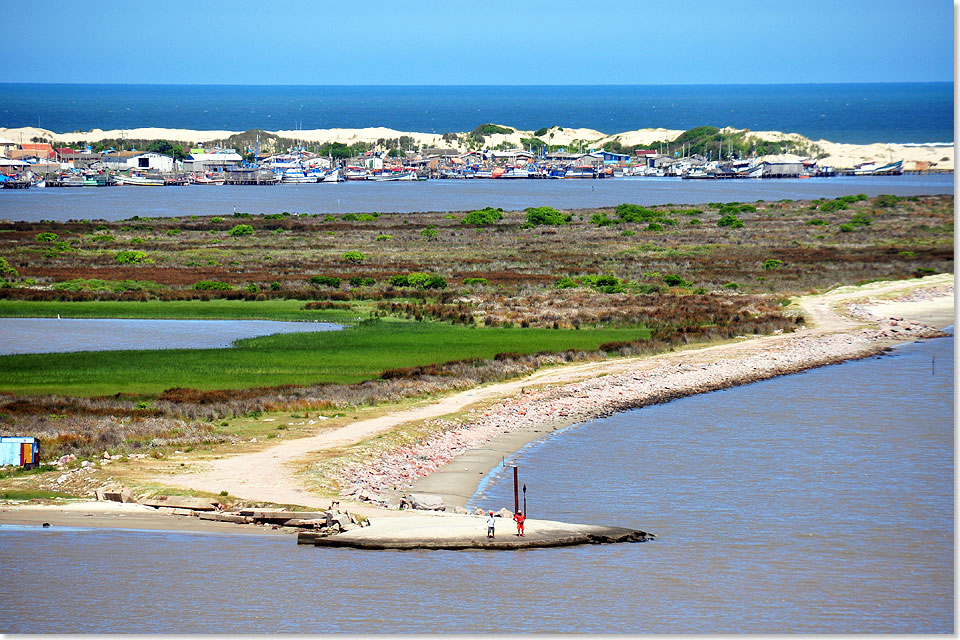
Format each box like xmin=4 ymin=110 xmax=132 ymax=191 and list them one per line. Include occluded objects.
xmin=20 ymin=143 xmax=54 ymax=159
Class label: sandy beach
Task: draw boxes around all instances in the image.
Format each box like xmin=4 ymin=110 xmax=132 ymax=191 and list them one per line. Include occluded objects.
xmin=1 ymin=274 xmax=950 ymax=536
xmin=1 ymin=124 xmax=952 ymax=171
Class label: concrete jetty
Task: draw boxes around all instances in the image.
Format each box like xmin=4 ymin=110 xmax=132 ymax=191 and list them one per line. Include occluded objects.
xmin=297 ymin=514 xmax=655 ymax=550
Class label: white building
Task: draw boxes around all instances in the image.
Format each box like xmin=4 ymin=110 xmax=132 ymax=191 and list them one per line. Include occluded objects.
xmin=126 ymin=152 xmax=177 ymax=172
xmin=183 ymin=151 xmax=243 ymax=173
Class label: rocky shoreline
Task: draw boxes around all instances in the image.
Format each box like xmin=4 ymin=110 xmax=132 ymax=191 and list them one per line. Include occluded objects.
xmin=335 ymin=307 xmax=949 ymax=506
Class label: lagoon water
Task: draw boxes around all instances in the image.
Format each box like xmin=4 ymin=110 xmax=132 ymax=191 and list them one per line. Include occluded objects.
xmin=0 ymin=174 xmax=953 ymax=222
xmin=0 ymin=317 xmax=342 ymax=355
xmin=0 ymin=334 xmax=952 ymax=633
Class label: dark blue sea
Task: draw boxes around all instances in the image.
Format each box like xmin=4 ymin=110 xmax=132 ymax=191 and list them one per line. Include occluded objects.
xmin=0 ymin=83 xmax=953 ymax=144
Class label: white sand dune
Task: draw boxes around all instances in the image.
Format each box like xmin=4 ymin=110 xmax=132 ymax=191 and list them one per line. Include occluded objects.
xmin=2 ymin=124 xmax=952 ymax=170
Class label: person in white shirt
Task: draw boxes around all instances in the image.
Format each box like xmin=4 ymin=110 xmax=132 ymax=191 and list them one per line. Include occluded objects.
xmin=486 ymin=512 xmax=496 ymax=539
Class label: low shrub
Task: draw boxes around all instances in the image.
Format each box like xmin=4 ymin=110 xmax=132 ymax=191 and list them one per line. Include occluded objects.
xmin=114 ymin=250 xmax=149 ymax=264
xmin=524 ymin=206 xmax=570 ymax=226
xmin=819 ymin=200 xmax=848 ymax=212
xmin=663 ymin=273 xmax=692 ymax=287
xmin=228 ymin=224 xmax=254 ymax=237
xmin=310 ymin=276 xmax=342 ymax=289
xmin=874 ymin=194 xmax=900 ymax=208
xmin=193 ymin=280 xmax=231 ymax=290
xmin=349 ymin=276 xmax=376 ymax=287
xmin=462 ymin=277 xmax=488 ymax=286
xmin=850 ymin=213 xmax=872 ymax=226
xmin=0 ymin=257 xmax=18 ymax=278
xmin=342 ymin=251 xmax=367 ymax=264
xmin=462 ymin=207 xmax=504 ymax=226
xmin=717 ymin=214 xmax=744 ymax=228
xmin=36 ymin=232 xmax=59 ymax=242
xmin=554 ymin=277 xmax=577 ymax=289
xmin=762 ymin=259 xmax=784 ymax=270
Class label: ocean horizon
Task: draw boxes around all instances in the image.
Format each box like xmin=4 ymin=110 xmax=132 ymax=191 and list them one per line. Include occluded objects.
xmin=0 ymin=82 xmax=953 ymax=145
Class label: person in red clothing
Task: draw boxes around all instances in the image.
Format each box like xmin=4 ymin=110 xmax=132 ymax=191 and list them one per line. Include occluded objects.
xmin=513 ymin=510 xmax=525 ymax=537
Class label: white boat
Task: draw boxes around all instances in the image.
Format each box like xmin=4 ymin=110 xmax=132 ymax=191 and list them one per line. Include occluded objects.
xmin=499 ymin=168 xmax=531 ymax=179
xmin=370 ymin=171 xmax=417 ymax=181
xmin=280 ymin=169 xmax=317 ymax=183
xmin=115 ymin=173 xmax=165 ymax=186
xmin=562 ymin=167 xmax=596 ymax=179
xmin=853 ymin=160 xmax=903 ymax=176
xmin=320 ymin=169 xmax=342 ymax=183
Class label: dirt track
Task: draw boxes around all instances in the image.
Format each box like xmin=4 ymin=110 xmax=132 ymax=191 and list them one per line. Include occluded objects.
xmin=155 ymin=274 xmax=953 ymax=509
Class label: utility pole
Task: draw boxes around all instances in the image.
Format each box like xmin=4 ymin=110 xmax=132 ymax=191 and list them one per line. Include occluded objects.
xmin=513 ymin=466 xmax=519 ymax=514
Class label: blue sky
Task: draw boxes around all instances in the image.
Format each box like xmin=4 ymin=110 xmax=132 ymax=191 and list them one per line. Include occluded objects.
xmin=3 ymin=1 xmax=954 ymax=84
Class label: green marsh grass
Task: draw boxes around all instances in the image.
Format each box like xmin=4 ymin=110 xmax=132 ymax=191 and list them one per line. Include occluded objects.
xmin=0 ymin=320 xmax=650 ymax=396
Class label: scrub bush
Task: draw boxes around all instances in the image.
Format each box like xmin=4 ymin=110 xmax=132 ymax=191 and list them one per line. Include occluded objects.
xmin=114 ymin=251 xmax=149 ymax=264
xmin=524 ymin=206 xmax=570 ymax=226
xmin=228 ymin=224 xmax=254 ymax=237
xmin=310 ymin=276 xmax=342 ymax=289
xmin=193 ymin=281 xmax=231 ymax=290
xmin=717 ymin=214 xmax=744 ymax=228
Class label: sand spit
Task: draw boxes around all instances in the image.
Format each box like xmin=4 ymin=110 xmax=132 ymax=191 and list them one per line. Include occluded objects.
xmin=1 ymin=124 xmax=952 ymax=171
xmin=335 ymin=278 xmax=954 ymax=507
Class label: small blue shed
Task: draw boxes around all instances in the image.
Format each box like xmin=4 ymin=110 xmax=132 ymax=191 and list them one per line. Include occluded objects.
xmin=0 ymin=436 xmax=40 ymax=469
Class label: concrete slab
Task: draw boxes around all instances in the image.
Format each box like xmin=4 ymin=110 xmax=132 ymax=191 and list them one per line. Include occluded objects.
xmin=298 ymin=513 xmax=654 ymax=550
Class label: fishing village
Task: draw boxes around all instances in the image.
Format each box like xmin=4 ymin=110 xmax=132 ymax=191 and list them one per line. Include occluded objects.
xmin=0 ymin=122 xmax=947 ymax=189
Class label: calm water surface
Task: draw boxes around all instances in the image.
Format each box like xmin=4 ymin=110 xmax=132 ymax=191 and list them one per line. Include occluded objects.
xmin=0 ymin=335 xmax=952 ymax=633
xmin=1 ymin=83 xmax=953 ymax=144
xmin=0 ymin=174 xmax=953 ymax=222
xmin=0 ymin=317 xmax=342 ymax=354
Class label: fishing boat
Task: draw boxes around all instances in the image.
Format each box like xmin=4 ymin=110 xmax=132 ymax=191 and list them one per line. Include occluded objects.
xmin=853 ymin=159 xmax=903 ymax=176
xmin=82 ymin=174 xmax=111 ymax=187
xmin=191 ymin=173 xmax=225 ymax=185
xmin=320 ymin=168 xmax=342 ymax=183
xmin=370 ymin=171 xmax=417 ymax=181
xmin=343 ymin=167 xmax=368 ymax=181
xmin=498 ymin=167 xmax=531 ymax=179
xmin=280 ymin=168 xmax=316 ymax=183
xmin=59 ymin=174 xmax=86 ymax=187
xmin=115 ymin=173 xmax=165 ymax=186
xmin=562 ymin=167 xmax=596 ymax=179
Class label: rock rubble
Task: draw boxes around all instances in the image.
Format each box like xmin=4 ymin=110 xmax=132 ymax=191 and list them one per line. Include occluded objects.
xmin=334 ymin=310 xmax=948 ymax=499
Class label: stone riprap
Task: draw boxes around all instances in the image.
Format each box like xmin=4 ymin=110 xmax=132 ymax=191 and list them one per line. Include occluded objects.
xmin=334 ymin=314 xmax=947 ymax=501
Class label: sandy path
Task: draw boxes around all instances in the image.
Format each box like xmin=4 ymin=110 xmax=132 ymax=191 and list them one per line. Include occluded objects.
xmin=156 ymin=274 xmax=953 ymax=507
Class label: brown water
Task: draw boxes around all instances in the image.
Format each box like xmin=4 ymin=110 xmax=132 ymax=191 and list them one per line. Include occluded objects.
xmin=0 ymin=335 xmax=952 ymax=633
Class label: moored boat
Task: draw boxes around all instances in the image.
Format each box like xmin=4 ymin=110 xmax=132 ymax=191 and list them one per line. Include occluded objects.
xmin=280 ymin=168 xmax=317 ymax=183
xmin=853 ymin=159 xmax=903 ymax=176
xmin=115 ymin=173 xmax=165 ymax=186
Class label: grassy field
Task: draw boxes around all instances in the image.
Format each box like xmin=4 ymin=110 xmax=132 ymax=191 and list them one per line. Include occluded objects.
xmin=0 ymin=299 xmax=359 ymax=323
xmin=0 ymin=319 xmax=651 ymax=396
